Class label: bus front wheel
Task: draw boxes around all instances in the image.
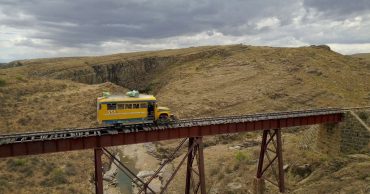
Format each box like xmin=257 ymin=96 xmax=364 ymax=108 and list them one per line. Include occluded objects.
xmin=157 ymin=114 xmax=170 ymax=125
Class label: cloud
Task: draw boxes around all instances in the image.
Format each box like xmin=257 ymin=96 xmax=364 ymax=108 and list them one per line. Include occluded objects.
xmin=255 ymin=17 xmax=281 ymax=30
xmin=303 ymin=0 xmax=370 ymax=19
xmin=0 ymin=0 xmax=369 ymax=62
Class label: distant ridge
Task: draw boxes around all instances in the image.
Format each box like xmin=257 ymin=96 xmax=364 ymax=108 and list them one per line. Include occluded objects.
xmin=351 ymin=53 xmax=370 ymax=62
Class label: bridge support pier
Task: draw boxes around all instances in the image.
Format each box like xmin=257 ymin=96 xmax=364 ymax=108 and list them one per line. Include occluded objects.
xmin=255 ymin=129 xmax=285 ymax=193
xmin=94 ymin=148 xmax=104 ymax=194
xmin=185 ymin=137 xmax=206 ymax=194
xmin=253 ymin=178 xmax=265 ymax=194
xmin=95 ymin=138 xmax=206 ymax=194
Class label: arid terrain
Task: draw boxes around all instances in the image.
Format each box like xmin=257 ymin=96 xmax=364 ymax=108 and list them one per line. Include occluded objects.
xmin=0 ymin=44 xmax=369 ymax=193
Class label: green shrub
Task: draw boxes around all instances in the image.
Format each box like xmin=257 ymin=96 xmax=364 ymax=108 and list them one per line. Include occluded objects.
xmin=14 ymin=159 xmax=27 ymax=166
xmin=235 ymin=151 xmax=247 ymax=161
xmin=210 ymin=167 xmax=218 ymax=176
xmin=0 ymin=79 xmax=6 ymax=87
xmin=0 ymin=177 xmax=10 ymax=193
xmin=15 ymin=76 xmax=27 ymax=82
xmin=41 ymin=168 xmax=68 ymax=187
xmin=7 ymin=158 xmax=27 ymax=170
xmin=6 ymin=158 xmax=34 ymax=177
xmin=358 ymin=111 xmax=368 ymax=121
xmin=51 ymin=169 xmax=68 ymax=184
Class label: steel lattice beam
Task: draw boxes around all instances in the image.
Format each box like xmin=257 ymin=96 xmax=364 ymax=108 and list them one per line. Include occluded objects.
xmin=256 ymin=129 xmax=285 ymax=193
xmin=0 ymin=111 xmax=343 ymax=158
xmin=94 ymin=148 xmax=104 ymax=194
xmin=0 ymin=109 xmax=347 ymax=194
xmin=97 ymin=138 xmax=206 ymax=194
xmin=185 ymin=137 xmax=206 ymax=194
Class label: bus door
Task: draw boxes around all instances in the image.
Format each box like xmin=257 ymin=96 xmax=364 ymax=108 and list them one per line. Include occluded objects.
xmin=147 ymin=102 xmax=155 ymax=120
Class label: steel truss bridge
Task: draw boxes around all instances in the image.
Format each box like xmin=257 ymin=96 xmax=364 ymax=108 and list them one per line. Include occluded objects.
xmin=0 ymin=108 xmax=348 ymax=193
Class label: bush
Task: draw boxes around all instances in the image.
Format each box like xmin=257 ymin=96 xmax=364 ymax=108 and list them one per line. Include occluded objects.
xmin=41 ymin=168 xmax=68 ymax=187
xmin=43 ymin=162 xmax=56 ymax=176
xmin=358 ymin=111 xmax=368 ymax=121
xmin=210 ymin=167 xmax=218 ymax=176
xmin=65 ymin=163 xmax=77 ymax=176
xmin=0 ymin=177 xmax=10 ymax=193
xmin=6 ymin=158 xmax=34 ymax=177
xmin=0 ymin=79 xmax=6 ymax=87
xmin=7 ymin=158 xmax=27 ymax=170
xmin=17 ymin=117 xmax=30 ymax=126
xmin=15 ymin=76 xmax=26 ymax=81
xmin=51 ymin=169 xmax=68 ymax=184
xmin=20 ymin=167 xmax=34 ymax=177
xmin=235 ymin=152 xmax=247 ymax=161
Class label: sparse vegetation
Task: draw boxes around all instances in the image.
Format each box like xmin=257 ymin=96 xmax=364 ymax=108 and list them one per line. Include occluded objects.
xmin=65 ymin=162 xmax=77 ymax=176
xmin=15 ymin=76 xmax=27 ymax=82
xmin=0 ymin=177 xmax=10 ymax=193
xmin=0 ymin=79 xmax=6 ymax=87
xmin=0 ymin=45 xmax=369 ymax=194
xmin=7 ymin=158 xmax=27 ymax=170
xmin=50 ymin=168 xmax=68 ymax=185
xmin=41 ymin=168 xmax=68 ymax=187
xmin=235 ymin=151 xmax=248 ymax=161
xmin=358 ymin=111 xmax=368 ymax=121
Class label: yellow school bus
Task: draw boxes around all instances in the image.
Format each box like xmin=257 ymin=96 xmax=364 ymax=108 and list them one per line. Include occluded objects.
xmin=97 ymin=91 xmax=172 ymax=125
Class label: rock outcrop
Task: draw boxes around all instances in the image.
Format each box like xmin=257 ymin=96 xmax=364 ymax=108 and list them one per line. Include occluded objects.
xmin=24 ymin=47 xmax=232 ymax=92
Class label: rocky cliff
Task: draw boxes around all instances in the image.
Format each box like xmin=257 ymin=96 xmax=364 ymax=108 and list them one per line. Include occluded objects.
xmin=18 ymin=47 xmax=232 ymax=92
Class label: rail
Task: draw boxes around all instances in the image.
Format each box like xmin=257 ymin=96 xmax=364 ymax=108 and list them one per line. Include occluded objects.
xmin=0 ymin=107 xmax=348 ymax=146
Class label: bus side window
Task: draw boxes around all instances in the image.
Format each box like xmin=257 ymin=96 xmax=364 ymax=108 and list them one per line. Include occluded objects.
xmin=125 ymin=104 xmax=132 ymax=109
xmin=140 ymin=103 xmax=147 ymax=108
xmin=107 ymin=103 xmax=117 ymax=110
xmin=117 ymin=104 xmax=125 ymax=109
xmin=133 ymin=104 xmax=140 ymax=109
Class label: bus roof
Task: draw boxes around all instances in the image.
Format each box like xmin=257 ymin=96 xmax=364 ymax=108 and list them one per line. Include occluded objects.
xmin=97 ymin=94 xmax=156 ymax=103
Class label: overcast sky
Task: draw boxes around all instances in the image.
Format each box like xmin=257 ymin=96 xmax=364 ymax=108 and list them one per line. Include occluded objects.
xmin=1 ymin=0 xmax=370 ymax=62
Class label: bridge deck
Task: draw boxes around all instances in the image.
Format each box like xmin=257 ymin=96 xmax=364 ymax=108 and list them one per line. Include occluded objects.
xmin=0 ymin=108 xmax=344 ymax=158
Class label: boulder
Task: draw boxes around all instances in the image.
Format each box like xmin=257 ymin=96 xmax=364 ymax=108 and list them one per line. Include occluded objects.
xmin=229 ymin=145 xmax=242 ymax=150
xmin=227 ymin=182 xmax=242 ymax=191
xmin=291 ymin=164 xmax=312 ymax=178
xmin=137 ymin=170 xmax=155 ymax=179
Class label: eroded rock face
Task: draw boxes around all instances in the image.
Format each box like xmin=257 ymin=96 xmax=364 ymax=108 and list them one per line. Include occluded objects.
xmin=53 ymin=56 xmax=175 ymax=91
xmin=24 ymin=48 xmax=232 ymax=92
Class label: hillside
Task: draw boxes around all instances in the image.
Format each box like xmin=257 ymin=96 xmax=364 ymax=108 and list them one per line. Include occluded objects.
xmin=351 ymin=53 xmax=370 ymax=63
xmin=0 ymin=44 xmax=369 ymax=193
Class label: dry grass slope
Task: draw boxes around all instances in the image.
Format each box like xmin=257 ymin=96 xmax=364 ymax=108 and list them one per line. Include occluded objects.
xmin=0 ymin=44 xmax=369 ymax=193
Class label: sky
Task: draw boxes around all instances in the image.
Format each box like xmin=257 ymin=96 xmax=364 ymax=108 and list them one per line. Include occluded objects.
xmin=0 ymin=0 xmax=370 ymax=62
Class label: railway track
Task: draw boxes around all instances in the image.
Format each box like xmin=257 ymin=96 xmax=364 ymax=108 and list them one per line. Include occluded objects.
xmin=0 ymin=107 xmax=367 ymax=146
